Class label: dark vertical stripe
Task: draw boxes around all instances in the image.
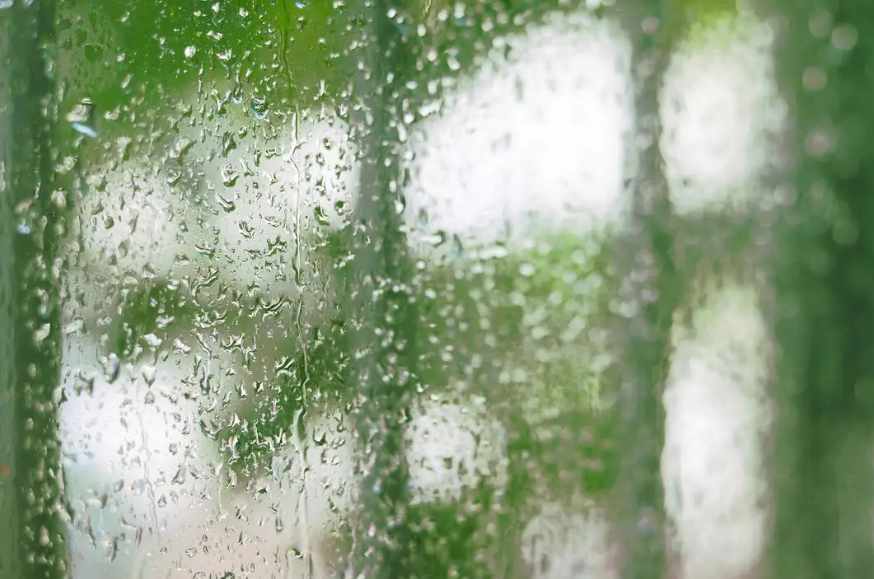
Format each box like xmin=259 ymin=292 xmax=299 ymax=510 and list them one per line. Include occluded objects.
xmin=615 ymin=4 xmax=680 ymax=578
xmin=348 ymin=2 xmax=417 ymax=578
xmin=0 ymin=1 xmax=67 ymax=578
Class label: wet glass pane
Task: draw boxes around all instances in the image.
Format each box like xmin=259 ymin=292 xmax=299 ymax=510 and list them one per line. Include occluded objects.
xmin=5 ymin=0 xmax=874 ymax=578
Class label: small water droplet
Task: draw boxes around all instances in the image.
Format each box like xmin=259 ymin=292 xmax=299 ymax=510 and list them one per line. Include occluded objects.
xmin=416 ymin=209 xmax=429 ymax=227
xmin=102 ymin=535 xmax=119 ymax=561
xmin=221 ymin=165 xmax=240 ymax=187
xmin=171 ymin=466 xmax=187 ymax=485
xmin=200 ymin=419 xmax=222 ymax=441
xmin=71 ymin=122 xmax=98 ymax=138
xmin=449 ymin=234 xmax=464 ymax=259
xmin=425 ymin=230 xmax=446 ymax=247
xmin=37 ymin=527 xmax=59 ymax=550
xmin=141 ymin=365 xmax=157 ymax=385
xmin=103 ymin=354 xmax=121 ymax=383
xmin=33 ymin=323 xmax=51 ymax=344
xmin=216 ymin=193 xmax=237 ymax=213
xmin=184 ymin=45 xmax=197 ymax=58
xmin=228 ymin=435 xmax=239 ymax=460
xmin=251 ymin=97 xmax=269 ymax=120
xmin=221 ymin=131 xmax=237 ymax=156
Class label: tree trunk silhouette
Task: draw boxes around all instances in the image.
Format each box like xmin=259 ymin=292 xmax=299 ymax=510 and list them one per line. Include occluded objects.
xmin=614 ymin=3 xmax=682 ymax=578
xmin=0 ymin=1 xmax=67 ymax=578
xmin=347 ymin=2 xmax=418 ymax=578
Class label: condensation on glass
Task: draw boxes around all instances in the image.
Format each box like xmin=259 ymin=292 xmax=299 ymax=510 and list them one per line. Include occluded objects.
xmin=42 ymin=1 xmax=789 ymax=578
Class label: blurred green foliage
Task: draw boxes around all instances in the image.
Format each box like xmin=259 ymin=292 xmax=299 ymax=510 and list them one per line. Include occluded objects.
xmin=57 ymin=0 xmax=739 ymax=142
xmin=221 ymin=228 xmax=621 ymax=502
xmin=59 ymin=0 xmax=350 ymax=111
xmin=64 ymin=0 xmax=745 ymax=574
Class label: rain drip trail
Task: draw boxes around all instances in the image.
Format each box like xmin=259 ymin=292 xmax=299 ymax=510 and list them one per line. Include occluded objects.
xmin=289 ymin=110 xmax=305 ymax=290
xmin=289 ymin=297 xmax=314 ymax=579
xmin=135 ymin=380 xmax=162 ymax=549
xmin=277 ymin=0 xmax=296 ymax=102
xmin=290 ymin=406 xmax=313 ymax=579
xmin=289 ymin=119 xmax=313 ymax=579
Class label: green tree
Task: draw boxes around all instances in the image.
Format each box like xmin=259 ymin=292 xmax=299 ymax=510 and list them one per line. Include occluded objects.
xmin=763 ymin=1 xmax=874 ymax=577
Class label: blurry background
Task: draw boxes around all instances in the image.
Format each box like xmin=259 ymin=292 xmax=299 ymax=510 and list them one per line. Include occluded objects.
xmin=7 ymin=0 xmax=849 ymax=577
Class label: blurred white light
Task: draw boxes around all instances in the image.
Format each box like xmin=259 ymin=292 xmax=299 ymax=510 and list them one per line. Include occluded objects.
xmin=404 ymin=12 xmax=633 ymax=260
xmin=404 ymin=397 xmax=508 ymax=505
xmin=662 ymin=12 xmax=784 ymax=216
xmin=73 ymin=160 xmax=206 ymax=284
xmin=662 ymin=280 xmax=773 ymax=579
xmin=60 ymin=335 xmax=221 ymax=579
xmin=201 ymin=111 xmax=358 ymax=302
xmin=520 ymin=498 xmax=618 ymax=579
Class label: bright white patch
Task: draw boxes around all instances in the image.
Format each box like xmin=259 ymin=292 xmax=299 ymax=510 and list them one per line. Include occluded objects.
xmin=662 ymin=281 xmax=772 ymax=579
xmin=404 ymin=12 xmax=633 ymax=260
xmin=73 ymin=160 xmax=206 ymax=283
xmin=521 ymin=499 xmax=618 ymax=579
xmin=130 ymin=410 xmax=357 ymax=579
xmin=60 ymin=336 xmax=221 ymax=578
xmin=405 ymin=397 xmax=508 ymax=505
xmin=662 ymin=12 xmax=784 ymax=216
xmin=200 ymin=111 xmax=358 ymax=301
xmin=60 ymin=326 xmax=359 ymax=579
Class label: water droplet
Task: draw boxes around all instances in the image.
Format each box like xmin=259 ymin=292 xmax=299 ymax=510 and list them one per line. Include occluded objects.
xmin=103 ymin=354 xmax=121 ymax=383
xmin=221 ymin=131 xmax=237 ymax=156
xmin=449 ymin=234 xmax=464 ymax=259
xmin=184 ymin=45 xmax=197 ymax=58
xmin=33 ymin=323 xmax=51 ymax=344
xmin=200 ymin=418 xmax=222 ymax=441
xmin=102 ymin=535 xmax=119 ymax=561
xmin=251 ymin=98 xmax=269 ymax=120
xmin=416 ymin=209 xmax=429 ymax=227
xmin=71 ymin=122 xmax=98 ymax=138
xmin=141 ymin=365 xmax=157 ymax=385
xmin=425 ymin=230 xmax=446 ymax=246
xmin=216 ymin=193 xmax=237 ymax=213
xmin=221 ymin=165 xmax=240 ymax=187
xmin=519 ymin=263 xmax=536 ymax=277
xmin=832 ymin=23 xmax=858 ymax=51
xmin=171 ymin=466 xmax=187 ymax=485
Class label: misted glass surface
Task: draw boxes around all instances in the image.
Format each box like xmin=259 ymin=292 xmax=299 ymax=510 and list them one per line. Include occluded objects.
xmin=4 ymin=0 xmax=800 ymax=577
